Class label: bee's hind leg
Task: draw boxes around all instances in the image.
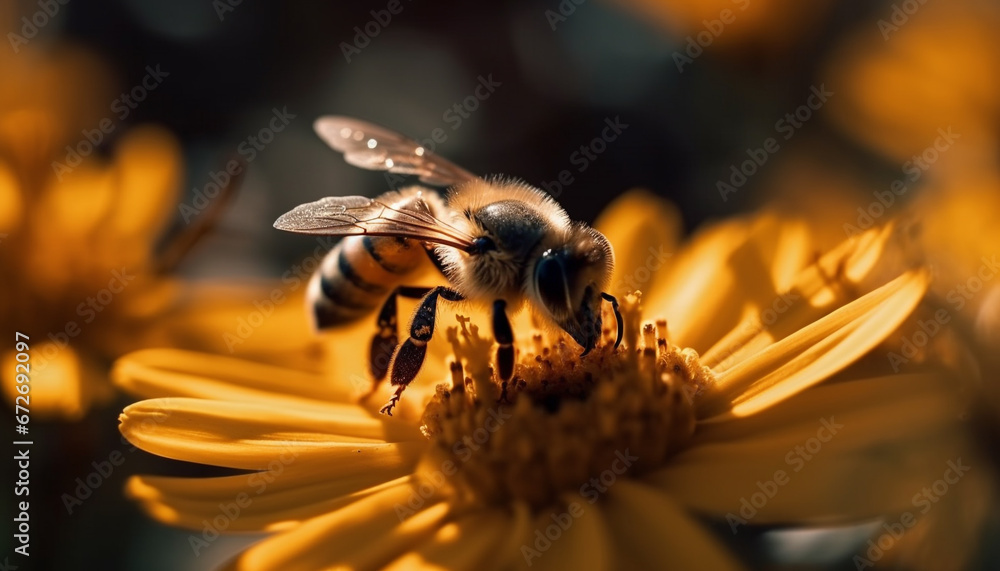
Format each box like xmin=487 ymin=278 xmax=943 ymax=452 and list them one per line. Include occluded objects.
xmin=382 ymin=286 xmax=464 ymax=415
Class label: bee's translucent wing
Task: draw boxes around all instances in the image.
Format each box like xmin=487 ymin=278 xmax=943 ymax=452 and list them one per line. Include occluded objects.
xmin=274 ymin=195 xmax=476 ymax=251
xmin=314 ymin=116 xmax=477 ymax=187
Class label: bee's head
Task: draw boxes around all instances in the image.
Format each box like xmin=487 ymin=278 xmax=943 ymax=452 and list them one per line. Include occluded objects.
xmin=530 ymin=225 xmax=615 ymax=354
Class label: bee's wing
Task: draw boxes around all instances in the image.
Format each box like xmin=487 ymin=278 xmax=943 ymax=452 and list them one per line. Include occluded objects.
xmin=314 ymin=116 xmax=478 ymax=187
xmin=274 ymin=195 xmax=476 ymax=251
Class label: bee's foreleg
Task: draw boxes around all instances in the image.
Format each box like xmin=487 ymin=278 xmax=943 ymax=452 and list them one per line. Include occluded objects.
xmin=492 ymin=299 xmax=515 ymax=383
xmin=369 ymin=286 xmax=434 ymax=383
xmin=381 ymin=286 xmax=464 ymax=415
xmin=600 ymin=292 xmax=623 ymax=349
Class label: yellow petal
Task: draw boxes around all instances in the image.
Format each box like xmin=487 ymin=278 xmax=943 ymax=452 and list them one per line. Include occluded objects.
xmin=644 ymin=212 xmax=812 ymax=353
xmin=114 ymin=322 xmax=449 ymax=416
xmin=109 ymin=126 xmax=182 ymax=245
xmin=127 ymin=473 xmax=416 ymax=532
xmin=496 ymin=502 xmax=534 ymax=570
xmin=650 ymin=372 xmax=967 ymax=524
xmin=824 ymin=1 xmax=1000 ymax=164
xmin=760 ymin=217 xmax=812 ymax=293
xmin=880 ymin=462 xmax=994 ymax=571
xmin=593 ymin=189 xmax=682 ymax=298
xmin=119 ymin=397 xmax=424 ymax=469
xmin=699 ymin=269 xmax=929 ymax=419
xmin=112 ymin=349 xmax=352 ymax=403
xmin=27 ymin=163 xmax=116 ymax=293
xmin=227 ymin=481 xmax=450 ymax=571
xmin=123 ymin=395 xmax=419 ymax=442
xmin=383 ymin=510 xmax=510 ymax=571
xmin=34 ymin=163 xmax=115 ymax=238
xmin=522 ymin=493 xmax=613 ymax=571
xmin=701 ymin=223 xmax=894 ymax=373
xmin=120 ymin=282 xmax=324 ymax=368
xmin=605 ymin=480 xmax=744 ymax=570
xmin=643 ymin=216 xmax=753 ymax=351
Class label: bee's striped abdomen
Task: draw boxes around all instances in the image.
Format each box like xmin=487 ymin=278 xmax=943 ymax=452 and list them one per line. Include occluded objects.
xmin=310 ymin=234 xmax=428 ymax=329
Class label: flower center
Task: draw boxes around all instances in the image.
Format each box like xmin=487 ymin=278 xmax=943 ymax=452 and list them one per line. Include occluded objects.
xmin=418 ymin=294 xmax=714 ymax=509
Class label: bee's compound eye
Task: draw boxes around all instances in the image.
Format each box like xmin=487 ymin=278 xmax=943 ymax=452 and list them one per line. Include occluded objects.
xmin=535 ymin=254 xmax=570 ymax=312
xmin=472 ymin=236 xmax=496 ymax=254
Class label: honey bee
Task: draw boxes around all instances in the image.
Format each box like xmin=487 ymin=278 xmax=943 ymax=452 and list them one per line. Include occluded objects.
xmin=274 ymin=116 xmax=622 ymax=415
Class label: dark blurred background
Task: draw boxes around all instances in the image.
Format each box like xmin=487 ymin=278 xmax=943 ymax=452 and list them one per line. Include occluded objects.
xmin=5 ymin=0 xmax=1000 ymax=569
xmin=54 ymin=0 xmax=898 ymax=275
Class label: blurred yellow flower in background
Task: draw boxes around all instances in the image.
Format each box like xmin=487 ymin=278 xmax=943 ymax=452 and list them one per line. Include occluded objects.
xmin=750 ymin=20 xmax=1000 ymax=556
xmin=612 ymin=0 xmax=835 ymax=59
xmin=4 ymin=0 xmax=996 ymax=569
xmin=115 ymin=191 xmax=972 ymax=570
xmin=0 ymin=24 xmax=320 ymax=420
xmin=913 ymin=171 xmax=1000 ymax=351
xmin=824 ymin=0 xmax=1000 ymax=169
xmin=905 ymin=169 xmax=1000 ymax=450
xmin=761 ymin=0 xmax=1000 ymax=449
xmin=0 ymin=120 xmax=183 ymax=417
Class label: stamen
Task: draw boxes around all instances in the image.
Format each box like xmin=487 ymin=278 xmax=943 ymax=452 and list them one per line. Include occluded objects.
xmin=420 ymin=294 xmax=714 ymax=510
xmin=642 ymin=322 xmax=656 ymax=350
xmin=656 ymin=318 xmax=669 ymax=343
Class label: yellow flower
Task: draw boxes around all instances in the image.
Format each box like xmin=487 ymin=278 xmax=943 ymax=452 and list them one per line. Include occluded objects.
xmin=823 ymin=0 xmax=1000 ymax=167
xmin=913 ymin=169 xmax=1000 ymax=346
xmin=0 ymin=34 xmax=319 ymax=419
xmin=116 ymin=192 xmax=968 ymax=569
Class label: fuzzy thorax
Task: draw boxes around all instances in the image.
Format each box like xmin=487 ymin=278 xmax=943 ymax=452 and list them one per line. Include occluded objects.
xmin=418 ymin=294 xmax=714 ymax=510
